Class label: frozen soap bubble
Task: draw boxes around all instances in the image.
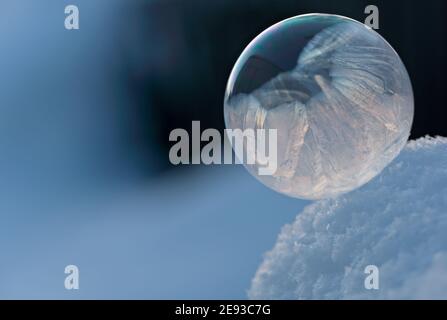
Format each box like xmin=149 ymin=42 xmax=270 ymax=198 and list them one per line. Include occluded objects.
xmin=224 ymin=14 xmax=414 ymax=200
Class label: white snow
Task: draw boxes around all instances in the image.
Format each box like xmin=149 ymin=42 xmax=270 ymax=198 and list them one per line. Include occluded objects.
xmin=249 ymin=136 xmax=447 ymax=299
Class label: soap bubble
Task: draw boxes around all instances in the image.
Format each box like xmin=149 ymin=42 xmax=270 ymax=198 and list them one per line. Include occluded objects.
xmin=224 ymin=14 xmax=414 ymax=200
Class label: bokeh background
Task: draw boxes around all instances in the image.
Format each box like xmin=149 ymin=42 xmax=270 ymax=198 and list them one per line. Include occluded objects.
xmin=0 ymin=0 xmax=445 ymax=298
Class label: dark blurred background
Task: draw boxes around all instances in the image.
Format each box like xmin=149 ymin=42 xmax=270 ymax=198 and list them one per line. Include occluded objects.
xmin=0 ymin=0 xmax=446 ymax=299
xmin=123 ymin=0 xmax=447 ymax=175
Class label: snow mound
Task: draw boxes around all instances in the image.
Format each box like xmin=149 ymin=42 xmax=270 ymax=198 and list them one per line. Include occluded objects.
xmin=249 ymin=136 xmax=447 ymax=299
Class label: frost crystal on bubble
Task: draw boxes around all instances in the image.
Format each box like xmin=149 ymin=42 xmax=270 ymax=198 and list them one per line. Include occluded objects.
xmin=224 ymin=15 xmax=414 ymax=199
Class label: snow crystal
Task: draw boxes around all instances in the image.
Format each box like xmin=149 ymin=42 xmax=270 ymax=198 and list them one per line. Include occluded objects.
xmin=249 ymin=136 xmax=447 ymax=299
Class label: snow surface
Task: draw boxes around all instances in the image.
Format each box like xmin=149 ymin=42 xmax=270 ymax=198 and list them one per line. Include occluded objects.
xmin=249 ymin=136 xmax=447 ymax=299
